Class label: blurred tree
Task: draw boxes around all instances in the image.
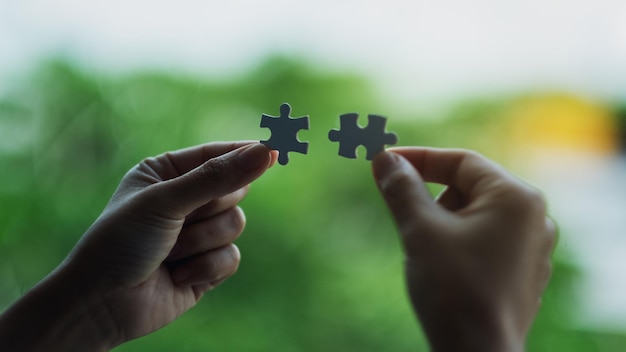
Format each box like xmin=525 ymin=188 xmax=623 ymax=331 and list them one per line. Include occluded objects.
xmin=0 ymin=57 xmax=624 ymax=351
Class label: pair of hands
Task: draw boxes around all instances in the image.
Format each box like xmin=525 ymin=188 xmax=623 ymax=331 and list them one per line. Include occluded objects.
xmin=0 ymin=141 xmax=555 ymax=352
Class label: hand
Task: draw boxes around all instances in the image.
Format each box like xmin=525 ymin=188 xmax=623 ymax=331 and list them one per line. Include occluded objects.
xmin=0 ymin=141 xmax=276 ymax=351
xmin=72 ymin=141 xmax=277 ymax=346
xmin=372 ymin=148 xmax=556 ymax=352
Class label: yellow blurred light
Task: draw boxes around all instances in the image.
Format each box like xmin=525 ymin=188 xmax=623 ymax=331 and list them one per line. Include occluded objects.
xmin=505 ymin=93 xmax=618 ymax=154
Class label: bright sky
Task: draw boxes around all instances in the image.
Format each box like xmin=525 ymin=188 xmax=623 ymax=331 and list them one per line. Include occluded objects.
xmin=1 ymin=0 xmax=626 ymax=104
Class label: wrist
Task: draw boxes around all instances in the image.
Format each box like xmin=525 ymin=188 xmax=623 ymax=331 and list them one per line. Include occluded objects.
xmin=419 ymin=306 xmax=525 ymax=352
xmin=0 ymin=262 xmax=119 ymax=351
xmin=423 ymin=322 xmax=524 ymax=352
xmin=410 ymin=289 xmax=524 ymax=352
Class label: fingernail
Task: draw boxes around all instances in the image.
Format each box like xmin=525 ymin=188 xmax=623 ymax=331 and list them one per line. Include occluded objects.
xmin=172 ymin=267 xmax=190 ymax=285
xmin=238 ymin=144 xmax=270 ymax=171
xmin=373 ymin=152 xmax=401 ymax=181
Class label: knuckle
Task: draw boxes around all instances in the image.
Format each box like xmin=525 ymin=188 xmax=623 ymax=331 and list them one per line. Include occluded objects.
xmin=522 ymin=187 xmax=547 ymax=209
xmin=200 ymin=157 xmax=228 ymax=181
xmin=457 ymin=149 xmax=488 ymax=171
xmin=544 ymin=223 xmax=558 ymax=252
xmin=203 ymin=245 xmax=240 ymax=279
xmin=213 ymin=243 xmax=240 ymax=265
xmin=498 ymin=182 xmax=547 ymax=214
xmin=137 ymin=156 xmax=161 ymax=174
xmin=546 ymin=218 xmax=558 ymax=239
xmin=462 ymin=149 xmax=484 ymax=162
xmin=223 ymin=244 xmax=241 ymax=272
xmin=381 ymin=170 xmax=414 ymax=200
xmin=227 ymin=207 xmax=247 ymax=234
xmin=522 ymin=189 xmax=547 ymax=218
xmin=227 ymin=244 xmax=241 ymax=262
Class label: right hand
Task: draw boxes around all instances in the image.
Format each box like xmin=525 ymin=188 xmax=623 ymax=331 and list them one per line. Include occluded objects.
xmin=372 ymin=148 xmax=556 ymax=352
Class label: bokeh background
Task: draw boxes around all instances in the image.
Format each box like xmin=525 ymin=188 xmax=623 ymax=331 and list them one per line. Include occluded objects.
xmin=1 ymin=1 xmax=626 ymax=351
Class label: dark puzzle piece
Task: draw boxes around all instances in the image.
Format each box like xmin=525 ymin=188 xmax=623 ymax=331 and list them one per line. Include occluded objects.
xmin=328 ymin=113 xmax=398 ymax=160
xmin=260 ymin=103 xmax=310 ymax=165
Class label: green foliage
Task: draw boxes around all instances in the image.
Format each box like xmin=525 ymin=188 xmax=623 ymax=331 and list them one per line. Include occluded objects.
xmin=0 ymin=57 xmax=623 ymax=351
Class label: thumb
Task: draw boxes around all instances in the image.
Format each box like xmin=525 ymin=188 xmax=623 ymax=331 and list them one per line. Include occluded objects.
xmin=372 ymin=151 xmax=440 ymax=254
xmin=147 ymin=143 xmax=272 ymax=218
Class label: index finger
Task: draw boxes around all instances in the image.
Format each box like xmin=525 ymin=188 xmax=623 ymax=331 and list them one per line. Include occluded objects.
xmin=388 ymin=147 xmax=518 ymax=201
xmin=160 ymin=141 xmax=258 ymax=176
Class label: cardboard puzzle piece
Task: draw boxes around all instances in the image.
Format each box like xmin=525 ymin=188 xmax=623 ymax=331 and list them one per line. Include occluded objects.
xmin=328 ymin=113 xmax=398 ymax=160
xmin=260 ymin=103 xmax=310 ymax=165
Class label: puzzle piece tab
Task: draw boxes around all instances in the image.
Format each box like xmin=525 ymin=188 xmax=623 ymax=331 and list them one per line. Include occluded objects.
xmin=260 ymin=103 xmax=310 ymax=165
xmin=328 ymin=113 xmax=398 ymax=160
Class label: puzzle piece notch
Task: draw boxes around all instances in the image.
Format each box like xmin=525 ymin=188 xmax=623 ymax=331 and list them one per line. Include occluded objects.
xmin=260 ymin=103 xmax=310 ymax=165
xmin=328 ymin=113 xmax=398 ymax=160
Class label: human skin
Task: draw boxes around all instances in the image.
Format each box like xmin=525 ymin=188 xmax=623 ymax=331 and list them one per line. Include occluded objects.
xmin=0 ymin=141 xmax=277 ymax=351
xmin=372 ymin=148 xmax=556 ymax=352
xmin=0 ymin=143 xmax=555 ymax=352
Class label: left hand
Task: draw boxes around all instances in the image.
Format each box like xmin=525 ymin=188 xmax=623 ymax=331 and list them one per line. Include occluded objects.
xmin=64 ymin=141 xmax=276 ymax=347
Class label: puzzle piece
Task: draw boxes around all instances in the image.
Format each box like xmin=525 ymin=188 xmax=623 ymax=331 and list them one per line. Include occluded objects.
xmin=260 ymin=103 xmax=310 ymax=165
xmin=328 ymin=113 xmax=398 ymax=160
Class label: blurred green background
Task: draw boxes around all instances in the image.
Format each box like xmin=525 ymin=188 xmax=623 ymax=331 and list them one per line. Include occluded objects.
xmin=0 ymin=57 xmax=624 ymax=351
xmin=2 ymin=1 xmax=626 ymax=350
